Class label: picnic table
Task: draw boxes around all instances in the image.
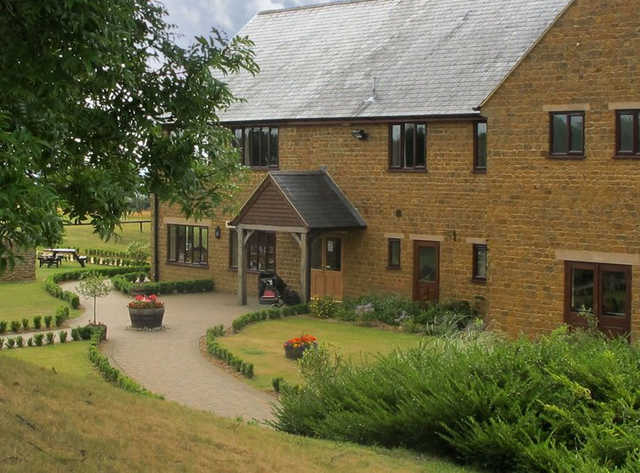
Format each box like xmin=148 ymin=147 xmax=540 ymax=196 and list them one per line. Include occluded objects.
xmin=40 ymin=248 xmax=87 ymax=268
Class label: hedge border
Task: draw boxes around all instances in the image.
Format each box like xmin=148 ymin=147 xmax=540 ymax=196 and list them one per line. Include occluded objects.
xmin=111 ymin=273 xmax=214 ymax=296
xmin=0 ymin=306 xmax=71 ymax=337
xmin=43 ymin=266 xmax=150 ymax=309
xmin=88 ymin=325 xmax=163 ymax=399
xmin=204 ymin=303 xmax=309 ymax=381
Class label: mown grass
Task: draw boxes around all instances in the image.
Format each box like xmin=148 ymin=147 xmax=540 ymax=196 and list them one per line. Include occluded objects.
xmin=0 ymin=264 xmax=103 ymax=323
xmin=62 ymin=213 xmax=150 ymax=252
xmin=217 ymin=316 xmax=424 ymax=390
xmin=0 ymin=344 xmax=477 ymax=473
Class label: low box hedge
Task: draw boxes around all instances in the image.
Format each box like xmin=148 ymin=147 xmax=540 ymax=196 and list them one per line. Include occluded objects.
xmin=111 ymin=274 xmax=214 ymax=296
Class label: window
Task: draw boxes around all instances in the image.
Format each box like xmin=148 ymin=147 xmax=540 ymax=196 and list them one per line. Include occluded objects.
xmin=472 ymin=244 xmax=488 ymax=282
xmin=232 ymin=127 xmax=278 ymax=168
xmin=229 ymin=229 xmax=238 ymax=269
xmin=388 ymin=238 xmax=401 ymax=269
xmin=616 ymin=110 xmax=640 ymax=157
xmin=474 ymin=122 xmax=487 ymax=171
xmin=389 ymin=123 xmax=426 ymax=170
xmin=550 ymin=112 xmax=584 ymax=157
xmin=167 ymin=224 xmax=208 ymax=266
xmin=565 ymin=262 xmax=631 ymax=335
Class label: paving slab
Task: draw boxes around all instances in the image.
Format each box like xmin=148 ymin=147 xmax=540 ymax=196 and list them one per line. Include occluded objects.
xmin=62 ymin=282 xmax=275 ymax=422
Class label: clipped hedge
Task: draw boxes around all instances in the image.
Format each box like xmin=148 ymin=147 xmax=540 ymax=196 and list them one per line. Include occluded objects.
xmin=111 ymin=273 xmax=214 ymax=296
xmin=44 ymin=266 xmax=150 ymax=308
xmin=205 ymin=325 xmax=254 ymax=379
xmin=0 ymin=306 xmax=70 ymax=338
xmin=88 ymin=325 xmax=162 ymax=399
xmin=231 ymin=304 xmax=309 ymax=333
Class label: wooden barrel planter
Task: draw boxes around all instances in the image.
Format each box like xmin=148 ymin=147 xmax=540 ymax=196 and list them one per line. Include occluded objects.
xmin=129 ymin=307 xmax=165 ymax=329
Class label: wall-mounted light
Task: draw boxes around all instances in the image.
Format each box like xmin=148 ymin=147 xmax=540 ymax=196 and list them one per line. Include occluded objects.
xmin=215 ymin=226 xmax=221 ymax=239
xmin=351 ymin=129 xmax=368 ymax=140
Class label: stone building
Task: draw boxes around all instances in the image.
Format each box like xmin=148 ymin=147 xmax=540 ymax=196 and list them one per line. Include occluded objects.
xmin=151 ymin=0 xmax=640 ymax=338
xmin=0 ymin=246 xmax=36 ymax=282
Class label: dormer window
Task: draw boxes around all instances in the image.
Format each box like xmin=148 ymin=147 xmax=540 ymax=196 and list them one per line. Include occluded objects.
xmin=233 ymin=127 xmax=279 ymax=168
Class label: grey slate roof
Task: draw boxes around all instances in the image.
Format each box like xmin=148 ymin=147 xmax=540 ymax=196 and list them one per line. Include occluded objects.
xmin=219 ymin=0 xmax=572 ymax=122
xmin=271 ymin=171 xmax=367 ymax=229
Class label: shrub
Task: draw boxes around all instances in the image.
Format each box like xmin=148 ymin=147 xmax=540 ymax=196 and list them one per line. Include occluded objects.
xmin=33 ymin=316 xmax=42 ymax=330
xmin=274 ymin=330 xmax=640 ymax=473
xmin=21 ymin=318 xmax=29 ymax=330
xmin=34 ymin=334 xmax=44 ymax=346
xmin=10 ymin=320 xmax=20 ymax=333
xmin=44 ymin=315 xmax=52 ymax=328
xmin=272 ymin=377 xmax=284 ymax=393
xmin=0 ymin=337 xmax=4 ymax=349
xmin=59 ymin=331 xmax=68 ymax=343
xmin=54 ymin=314 xmax=64 ymax=328
xmin=71 ymin=328 xmax=80 ymax=341
xmin=45 ymin=332 xmax=55 ymax=345
xmin=27 ymin=337 xmax=33 ymax=347
xmin=6 ymin=338 xmax=15 ymax=349
xmin=15 ymin=336 xmax=24 ymax=347
xmin=309 ymin=296 xmax=338 ymax=319
xmin=0 ymin=321 xmax=6 ymax=333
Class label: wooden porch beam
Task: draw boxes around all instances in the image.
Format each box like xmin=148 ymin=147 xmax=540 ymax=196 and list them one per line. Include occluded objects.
xmin=237 ymin=226 xmax=247 ymax=306
xmin=299 ymin=232 xmax=309 ymax=304
xmin=240 ymin=224 xmax=308 ymax=233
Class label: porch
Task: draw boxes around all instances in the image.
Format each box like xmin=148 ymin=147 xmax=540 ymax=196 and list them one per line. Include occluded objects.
xmin=230 ymin=170 xmax=366 ymax=305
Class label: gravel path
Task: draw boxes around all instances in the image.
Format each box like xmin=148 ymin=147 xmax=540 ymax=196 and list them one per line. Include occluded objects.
xmin=61 ymin=282 xmax=275 ymax=422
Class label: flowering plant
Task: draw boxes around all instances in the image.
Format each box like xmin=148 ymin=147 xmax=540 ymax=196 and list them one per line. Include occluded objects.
xmin=283 ymin=334 xmax=317 ymax=360
xmin=128 ymin=294 xmax=164 ymax=309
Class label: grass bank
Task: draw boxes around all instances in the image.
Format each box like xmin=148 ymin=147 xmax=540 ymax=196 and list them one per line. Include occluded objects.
xmin=0 ymin=344 xmax=476 ymax=473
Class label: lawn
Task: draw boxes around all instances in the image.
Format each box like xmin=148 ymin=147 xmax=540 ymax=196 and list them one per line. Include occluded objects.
xmin=0 ymin=344 xmax=478 ymax=473
xmin=217 ymin=316 xmax=425 ymax=390
xmin=0 ymin=264 xmax=103 ymax=323
xmin=62 ymin=213 xmax=150 ymax=252
xmin=1 ymin=341 xmax=97 ymax=381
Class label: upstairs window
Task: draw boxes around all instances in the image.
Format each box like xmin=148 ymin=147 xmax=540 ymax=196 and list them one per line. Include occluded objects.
xmin=474 ymin=122 xmax=487 ymax=171
xmin=616 ymin=111 xmax=640 ymax=156
xmin=233 ymin=127 xmax=278 ymax=168
xmin=472 ymin=244 xmax=488 ymax=282
xmin=550 ymin=112 xmax=584 ymax=157
xmin=167 ymin=224 xmax=208 ymax=266
xmin=390 ymin=123 xmax=426 ymax=170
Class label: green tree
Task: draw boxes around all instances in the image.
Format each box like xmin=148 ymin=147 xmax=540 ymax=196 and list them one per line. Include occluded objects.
xmin=77 ymin=272 xmax=112 ymax=325
xmin=0 ymin=0 xmax=257 ymax=272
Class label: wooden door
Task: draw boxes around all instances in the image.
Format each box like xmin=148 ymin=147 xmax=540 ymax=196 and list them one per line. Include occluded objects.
xmin=310 ymin=237 xmax=344 ymax=300
xmin=413 ymin=241 xmax=439 ymax=303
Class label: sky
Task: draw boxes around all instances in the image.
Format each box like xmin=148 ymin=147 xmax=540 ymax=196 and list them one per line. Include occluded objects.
xmin=160 ymin=0 xmax=334 ymax=45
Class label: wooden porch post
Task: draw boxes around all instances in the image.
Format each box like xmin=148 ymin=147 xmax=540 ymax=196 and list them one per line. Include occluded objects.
xmin=299 ymin=233 xmax=309 ymax=304
xmin=237 ymin=226 xmax=247 ymax=305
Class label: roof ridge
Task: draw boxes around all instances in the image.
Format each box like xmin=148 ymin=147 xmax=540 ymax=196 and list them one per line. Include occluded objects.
xmin=258 ymin=0 xmax=380 ymax=16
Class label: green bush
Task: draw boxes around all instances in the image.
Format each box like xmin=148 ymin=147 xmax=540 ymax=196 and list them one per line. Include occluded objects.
xmin=33 ymin=316 xmax=42 ymax=330
xmin=10 ymin=320 xmax=20 ymax=333
xmin=44 ymin=315 xmax=52 ymax=328
xmin=34 ymin=334 xmax=44 ymax=346
xmin=54 ymin=314 xmax=65 ymax=328
xmin=0 ymin=337 xmax=3 ymax=349
xmin=15 ymin=335 xmax=24 ymax=347
xmin=309 ymin=296 xmax=338 ymax=319
xmin=0 ymin=321 xmax=6 ymax=334
xmin=45 ymin=332 xmax=55 ymax=344
xmin=205 ymin=325 xmax=254 ymax=380
xmin=59 ymin=331 xmax=68 ymax=343
xmin=21 ymin=318 xmax=29 ymax=330
xmin=6 ymin=338 xmax=15 ymax=349
xmin=71 ymin=328 xmax=80 ymax=341
xmin=273 ymin=330 xmax=640 ymax=473
xmin=27 ymin=337 xmax=33 ymax=347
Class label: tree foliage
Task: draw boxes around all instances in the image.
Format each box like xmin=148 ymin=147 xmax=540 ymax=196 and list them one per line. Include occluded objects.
xmin=0 ymin=0 xmax=258 ymax=270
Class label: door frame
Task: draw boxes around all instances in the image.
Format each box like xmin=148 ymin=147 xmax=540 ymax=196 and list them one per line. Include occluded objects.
xmin=412 ymin=240 xmax=440 ymax=303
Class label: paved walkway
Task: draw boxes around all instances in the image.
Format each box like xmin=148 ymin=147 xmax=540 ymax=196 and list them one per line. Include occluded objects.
xmin=61 ymin=282 xmax=275 ymax=422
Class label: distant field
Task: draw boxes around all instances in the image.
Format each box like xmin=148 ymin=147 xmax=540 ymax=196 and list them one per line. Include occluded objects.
xmin=62 ymin=212 xmax=150 ymax=252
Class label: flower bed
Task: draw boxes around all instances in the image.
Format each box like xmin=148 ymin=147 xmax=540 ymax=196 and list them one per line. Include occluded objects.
xmin=128 ymin=294 xmax=165 ymax=329
xmin=283 ymin=335 xmax=317 ymax=360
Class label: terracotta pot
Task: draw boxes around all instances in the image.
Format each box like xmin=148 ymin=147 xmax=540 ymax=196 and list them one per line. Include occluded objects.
xmin=128 ymin=307 xmax=165 ymax=329
xmin=284 ymin=342 xmax=317 ymax=360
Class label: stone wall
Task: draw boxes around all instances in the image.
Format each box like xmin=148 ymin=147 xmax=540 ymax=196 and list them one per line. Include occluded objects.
xmin=0 ymin=247 xmax=36 ymax=282
xmin=481 ymin=0 xmax=640 ymax=337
